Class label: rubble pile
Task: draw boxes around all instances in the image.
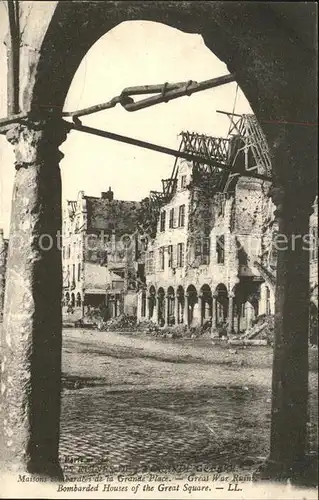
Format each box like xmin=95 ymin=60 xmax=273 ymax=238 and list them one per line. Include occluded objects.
xmin=160 ymin=324 xmax=189 ymax=339
xmin=102 ymin=314 xmax=137 ymax=332
xmin=247 ymin=314 xmax=274 ymax=342
xmin=136 ymin=321 xmax=191 ymax=339
xmin=136 ymin=320 xmax=160 ymax=334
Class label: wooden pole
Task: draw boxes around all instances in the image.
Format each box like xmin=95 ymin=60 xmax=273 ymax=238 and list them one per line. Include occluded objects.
xmin=65 ymin=121 xmax=272 ymax=182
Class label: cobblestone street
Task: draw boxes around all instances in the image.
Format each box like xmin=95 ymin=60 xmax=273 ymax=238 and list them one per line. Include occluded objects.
xmin=59 ymin=329 xmax=318 ymax=476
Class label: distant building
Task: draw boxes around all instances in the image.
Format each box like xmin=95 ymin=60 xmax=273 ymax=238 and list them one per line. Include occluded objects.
xmin=62 ymin=188 xmax=142 ymax=322
xmin=0 ymin=229 xmax=9 ymax=321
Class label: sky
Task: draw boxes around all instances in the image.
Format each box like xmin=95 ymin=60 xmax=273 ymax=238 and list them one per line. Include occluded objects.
xmin=0 ymin=11 xmax=252 ymax=237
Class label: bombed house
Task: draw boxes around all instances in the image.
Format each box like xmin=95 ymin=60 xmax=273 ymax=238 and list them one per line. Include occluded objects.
xmin=62 ymin=188 xmax=143 ymax=322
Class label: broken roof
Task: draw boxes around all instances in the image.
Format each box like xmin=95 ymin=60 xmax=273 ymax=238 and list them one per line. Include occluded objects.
xmin=85 ymin=196 xmax=141 ymax=234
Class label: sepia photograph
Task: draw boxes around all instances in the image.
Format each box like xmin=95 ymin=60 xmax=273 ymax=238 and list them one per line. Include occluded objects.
xmin=0 ymin=1 xmax=318 ymax=499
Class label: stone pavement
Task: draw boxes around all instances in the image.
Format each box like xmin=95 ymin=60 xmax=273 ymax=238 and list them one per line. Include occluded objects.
xmin=59 ymin=385 xmax=271 ymax=475
xmin=58 ymin=330 xmax=318 ymax=477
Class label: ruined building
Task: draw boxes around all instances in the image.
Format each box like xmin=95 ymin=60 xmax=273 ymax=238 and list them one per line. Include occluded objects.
xmin=136 ymin=119 xmax=318 ymax=340
xmin=62 ymin=188 xmax=142 ymax=322
xmin=0 ymin=3 xmax=315 ymax=481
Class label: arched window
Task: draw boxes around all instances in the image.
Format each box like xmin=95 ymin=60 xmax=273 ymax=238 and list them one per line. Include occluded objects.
xmin=71 ymin=293 xmax=75 ymax=307
xmin=76 ymin=293 xmax=82 ymax=307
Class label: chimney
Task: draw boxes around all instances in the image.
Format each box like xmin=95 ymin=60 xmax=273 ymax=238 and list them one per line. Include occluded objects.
xmin=101 ymin=186 xmax=114 ymax=201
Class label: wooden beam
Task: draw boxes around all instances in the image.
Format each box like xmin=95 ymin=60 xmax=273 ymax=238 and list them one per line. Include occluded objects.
xmin=65 ymin=120 xmax=272 ymax=182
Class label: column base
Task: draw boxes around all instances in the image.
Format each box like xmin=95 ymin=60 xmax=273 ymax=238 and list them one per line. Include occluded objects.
xmin=252 ymin=454 xmax=318 ymax=487
xmin=27 ymin=459 xmax=64 ymax=481
xmin=0 ymin=459 xmax=64 ymax=482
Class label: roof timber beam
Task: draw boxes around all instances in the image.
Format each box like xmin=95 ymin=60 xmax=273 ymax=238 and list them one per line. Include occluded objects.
xmin=65 ymin=120 xmax=272 ymax=182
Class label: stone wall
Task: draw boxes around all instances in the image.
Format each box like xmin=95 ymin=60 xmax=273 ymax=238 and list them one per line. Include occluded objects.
xmin=124 ymin=291 xmax=138 ymax=316
xmin=0 ymin=229 xmax=8 ymax=321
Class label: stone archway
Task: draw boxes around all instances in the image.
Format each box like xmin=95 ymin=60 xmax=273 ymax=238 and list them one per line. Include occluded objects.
xmin=148 ymin=285 xmax=156 ymax=320
xmin=157 ymin=287 xmax=165 ymax=326
xmin=213 ymin=283 xmax=228 ymax=328
xmin=186 ymin=284 xmax=198 ymax=326
xmin=1 ymin=1 xmax=317 ymax=481
xmin=200 ymin=284 xmax=213 ymax=326
xmin=141 ymin=288 xmax=147 ymax=318
xmin=166 ymin=286 xmax=175 ymax=326
xmin=233 ymin=280 xmax=261 ymax=334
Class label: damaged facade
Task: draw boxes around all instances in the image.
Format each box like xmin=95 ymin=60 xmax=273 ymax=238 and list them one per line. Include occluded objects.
xmin=0 ymin=3 xmax=316 ymax=480
xmin=62 ymin=188 xmax=142 ymax=322
xmin=2 ymin=115 xmax=317 ymax=340
xmin=0 ymin=229 xmax=8 ymax=321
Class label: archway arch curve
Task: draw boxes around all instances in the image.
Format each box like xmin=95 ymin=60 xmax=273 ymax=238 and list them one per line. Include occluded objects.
xmin=2 ymin=1 xmax=317 ymax=482
xmin=22 ymin=0 xmax=316 ymax=149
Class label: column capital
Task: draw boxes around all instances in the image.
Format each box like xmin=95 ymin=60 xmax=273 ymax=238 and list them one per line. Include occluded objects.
xmin=6 ymin=115 xmax=69 ymax=170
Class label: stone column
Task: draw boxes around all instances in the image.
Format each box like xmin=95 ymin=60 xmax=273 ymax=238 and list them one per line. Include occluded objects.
xmin=166 ymin=294 xmax=170 ymax=326
xmin=174 ymin=294 xmax=179 ymax=325
xmin=198 ymin=294 xmax=203 ymax=326
xmin=157 ymin=296 xmax=160 ymax=324
xmin=163 ymin=296 xmax=167 ymax=327
xmin=212 ymin=294 xmax=218 ymax=327
xmin=147 ymin=295 xmax=151 ymax=319
xmin=256 ymin=184 xmax=316 ymax=480
xmin=184 ymin=292 xmax=189 ymax=326
xmin=0 ymin=116 xmax=68 ymax=480
xmin=227 ymin=293 xmax=234 ymax=335
xmin=237 ymin=303 xmax=241 ymax=334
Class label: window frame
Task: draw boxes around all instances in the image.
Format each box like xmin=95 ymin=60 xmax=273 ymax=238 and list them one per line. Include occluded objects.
xmin=159 ymin=246 xmax=165 ymax=270
xmin=169 ymin=208 xmax=174 ymax=229
xmin=177 ymin=242 xmax=184 ymax=268
xmin=146 ymin=250 xmax=154 ymax=274
xmin=216 ymin=234 xmax=225 ymax=264
xmin=181 ymin=175 xmax=187 ymax=189
xmin=160 ymin=211 xmax=166 ymax=232
xmin=167 ymin=244 xmax=173 ymax=268
xmin=178 ymin=205 xmax=185 ymax=227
